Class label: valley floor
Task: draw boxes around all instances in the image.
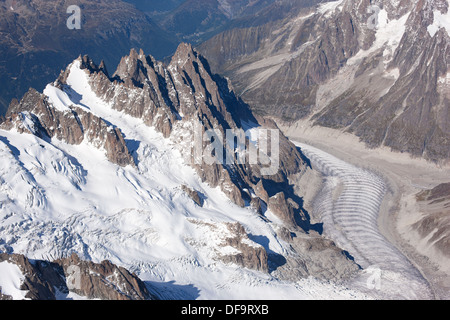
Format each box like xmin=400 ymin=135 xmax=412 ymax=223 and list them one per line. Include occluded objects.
xmin=277 ymin=118 xmax=450 ymax=300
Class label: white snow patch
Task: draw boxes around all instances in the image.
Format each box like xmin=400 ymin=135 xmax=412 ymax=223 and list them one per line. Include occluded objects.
xmin=0 ymin=261 xmax=28 ymax=300
xmin=427 ymin=9 xmax=450 ymax=37
xmin=317 ymin=0 xmax=344 ymax=18
xmin=347 ymin=10 xmax=410 ymax=65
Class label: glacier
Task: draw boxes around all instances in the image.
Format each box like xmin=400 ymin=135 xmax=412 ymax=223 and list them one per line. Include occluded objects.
xmin=296 ymin=142 xmax=434 ymax=299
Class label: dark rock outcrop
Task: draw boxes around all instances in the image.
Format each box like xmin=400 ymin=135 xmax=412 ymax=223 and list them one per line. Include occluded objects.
xmin=0 ymin=253 xmax=156 ymax=300
xmin=181 ymin=185 xmax=204 ymax=207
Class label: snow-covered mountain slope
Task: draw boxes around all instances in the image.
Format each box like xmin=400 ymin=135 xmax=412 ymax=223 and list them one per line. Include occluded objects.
xmin=0 ymin=132 xmax=370 ymax=297
xmin=0 ymin=44 xmax=369 ymax=299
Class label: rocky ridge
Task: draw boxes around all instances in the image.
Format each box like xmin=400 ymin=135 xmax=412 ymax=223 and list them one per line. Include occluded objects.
xmin=0 ymin=0 xmax=178 ymax=115
xmin=0 ymin=253 xmax=156 ymax=300
xmin=2 ymin=87 xmax=134 ymax=167
xmin=199 ymin=0 xmax=450 ymax=163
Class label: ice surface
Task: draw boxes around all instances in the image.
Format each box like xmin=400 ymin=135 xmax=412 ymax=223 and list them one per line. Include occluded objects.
xmin=295 ymin=142 xmax=434 ymax=299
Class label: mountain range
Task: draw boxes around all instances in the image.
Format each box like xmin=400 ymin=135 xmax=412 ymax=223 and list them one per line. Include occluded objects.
xmin=0 ymin=0 xmax=324 ymax=116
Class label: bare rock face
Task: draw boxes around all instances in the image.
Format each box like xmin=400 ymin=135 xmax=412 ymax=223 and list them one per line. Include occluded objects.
xmin=55 ymin=254 xmax=154 ymax=301
xmin=268 ymin=192 xmax=297 ymax=228
xmin=219 ymin=222 xmax=269 ymax=273
xmin=181 ymin=185 xmax=204 ymax=207
xmin=254 ymin=179 xmax=270 ymax=204
xmin=0 ymin=253 xmax=56 ymax=300
xmin=0 ymin=253 xmax=156 ymax=300
xmin=315 ymin=0 xmax=450 ymax=163
xmin=270 ymin=230 xmax=361 ymax=282
xmin=199 ymin=0 xmax=361 ymax=119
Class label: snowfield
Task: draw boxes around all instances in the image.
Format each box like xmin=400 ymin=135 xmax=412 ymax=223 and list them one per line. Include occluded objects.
xmin=0 ymin=60 xmax=374 ymax=300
